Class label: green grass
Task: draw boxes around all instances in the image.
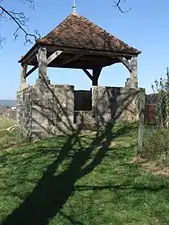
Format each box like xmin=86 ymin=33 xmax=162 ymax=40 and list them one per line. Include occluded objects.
xmin=0 ymin=116 xmax=24 ymax=150
xmin=142 ymin=127 xmax=169 ymax=168
xmin=0 ymin=123 xmax=169 ymax=225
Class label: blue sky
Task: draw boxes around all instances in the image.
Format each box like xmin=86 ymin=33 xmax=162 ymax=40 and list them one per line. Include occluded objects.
xmin=0 ymin=0 xmax=169 ymax=99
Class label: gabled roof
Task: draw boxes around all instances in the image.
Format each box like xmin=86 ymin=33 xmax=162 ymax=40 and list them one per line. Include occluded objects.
xmin=37 ymin=13 xmax=140 ymax=54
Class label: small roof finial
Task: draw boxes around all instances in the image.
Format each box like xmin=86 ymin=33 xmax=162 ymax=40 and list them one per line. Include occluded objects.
xmin=72 ymin=0 xmax=77 ymax=14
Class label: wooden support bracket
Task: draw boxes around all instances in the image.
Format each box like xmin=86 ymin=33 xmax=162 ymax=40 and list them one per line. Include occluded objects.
xmin=82 ymin=69 xmax=93 ymax=80
xmin=82 ymin=68 xmax=102 ymax=86
xmin=25 ymin=65 xmax=38 ymax=78
xmin=25 ymin=50 xmax=63 ymax=78
xmin=118 ymin=57 xmax=132 ymax=73
xmin=47 ymin=50 xmax=63 ymax=65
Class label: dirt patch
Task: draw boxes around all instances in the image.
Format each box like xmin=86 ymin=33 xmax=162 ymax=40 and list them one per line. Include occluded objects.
xmin=131 ymin=156 xmax=169 ymax=177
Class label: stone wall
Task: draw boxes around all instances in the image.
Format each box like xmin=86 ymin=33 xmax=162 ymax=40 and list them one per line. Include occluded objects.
xmin=17 ymin=82 xmax=145 ymax=138
xmin=17 ymin=81 xmax=74 ymax=139
xmin=17 ymin=86 xmax=33 ymax=137
xmin=74 ymin=111 xmax=96 ymax=130
xmin=92 ymin=86 xmax=145 ymax=126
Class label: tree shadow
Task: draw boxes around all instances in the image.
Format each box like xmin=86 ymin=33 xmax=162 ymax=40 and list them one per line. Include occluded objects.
xmin=2 ymin=123 xmax=128 ymax=225
xmin=2 ymin=72 xmax=142 ymax=225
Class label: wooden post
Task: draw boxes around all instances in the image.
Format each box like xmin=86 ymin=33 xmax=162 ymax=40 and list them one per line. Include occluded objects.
xmin=130 ymin=56 xmax=138 ymax=88
xmin=124 ymin=56 xmax=138 ymax=88
xmin=138 ymin=88 xmax=145 ymax=153
xmin=130 ymin=56 xmax=138 ymax=80
xmin=92 ymin=76 xmax=98 ymax=86
xmin=37 ymin=47 xmax=49 ymax=84
xmin=20 ymin=63 xmax=28 ymax=91
xmin=119 ymin=56 xmax=138 ymax=88
xmin=92 ymin=68 xmax=102 ymax=86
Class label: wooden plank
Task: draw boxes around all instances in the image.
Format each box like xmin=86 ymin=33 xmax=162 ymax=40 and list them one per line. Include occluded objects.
xmin=47 ymin=50 xmax=62 ymax=65
xmin=25 ymin=65 xmax=38 ymax=78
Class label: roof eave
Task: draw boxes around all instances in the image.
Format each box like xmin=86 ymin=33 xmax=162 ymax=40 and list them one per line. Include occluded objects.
xmin=19 ymin=41 xmax=141 ymax=65
xmin=18 ymin=42 xmax=39 ymax=64
xmin=35 ymin=41 xmax=141 ymax=56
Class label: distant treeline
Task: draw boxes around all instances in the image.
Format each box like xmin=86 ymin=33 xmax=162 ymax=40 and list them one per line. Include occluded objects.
xmin=0 ymin=100 xmax=16 ymax=108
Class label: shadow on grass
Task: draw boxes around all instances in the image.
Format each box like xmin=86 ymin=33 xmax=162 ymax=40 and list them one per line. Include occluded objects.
xmin=1 ymin=123 xmax=135 ymax=225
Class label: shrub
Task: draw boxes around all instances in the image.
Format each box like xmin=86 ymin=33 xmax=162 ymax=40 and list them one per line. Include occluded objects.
xmin=0 ymin=116 xmax=14 ymax=130
xmin=141 ymin=127 xmax=169 ymax=167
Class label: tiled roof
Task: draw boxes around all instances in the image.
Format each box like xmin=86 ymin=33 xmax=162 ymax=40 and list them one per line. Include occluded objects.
xmin=37 ymin=13 xmax=141 ymax=54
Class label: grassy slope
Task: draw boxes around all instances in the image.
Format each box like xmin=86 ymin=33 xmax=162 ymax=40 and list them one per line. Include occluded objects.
xmin=0 ymin=117 xmax=19 ymax=150
xmin=0 ymin=123 xmax=169 ymax=225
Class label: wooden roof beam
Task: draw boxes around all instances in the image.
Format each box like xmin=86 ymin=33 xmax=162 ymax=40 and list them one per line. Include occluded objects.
xmin=60 ymin=53 xmax=84 ymax=66
xmin=118 ymin=56 xmax=132 ymax=72
xmin=19 ymin=44 xmax=38 ymax=64
xmin=47 ymin=50 xmax=63 ymax=65
xmin=40 ymin=45 xmax=137 ymax=58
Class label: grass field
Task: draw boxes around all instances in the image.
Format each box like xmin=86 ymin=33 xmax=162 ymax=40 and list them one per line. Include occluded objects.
xmin=0 ymin=123 xmax=169 ymax=225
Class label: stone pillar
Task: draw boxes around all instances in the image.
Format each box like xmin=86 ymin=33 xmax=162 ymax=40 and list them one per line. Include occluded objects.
xmin=37 ymin=47 xmax=50 ymax=86
xmin=20 ymin=63 xmax=28 ymax=91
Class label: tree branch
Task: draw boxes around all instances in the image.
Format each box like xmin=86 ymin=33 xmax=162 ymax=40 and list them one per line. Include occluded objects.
xmin=0 ymin=4 xmax=40 ymax=44
xmin=113 ymin=0 xmax=131 ymax=13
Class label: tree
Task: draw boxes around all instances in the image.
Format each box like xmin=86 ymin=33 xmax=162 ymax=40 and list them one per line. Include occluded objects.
xmin=0 ymin=0 xmax=39 ymax=45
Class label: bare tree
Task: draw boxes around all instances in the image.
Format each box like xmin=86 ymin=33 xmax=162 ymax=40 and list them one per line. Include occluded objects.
xmin=0 ymin=0 xmax=39 ymax=45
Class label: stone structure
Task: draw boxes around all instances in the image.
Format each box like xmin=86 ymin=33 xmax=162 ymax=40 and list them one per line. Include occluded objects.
xmin=17 ymin=83 xmax=74 ymax=138
xmin=17 ymin=6 xmax=145 ymax=138
xmin=17 ymin=83 xmax=145 ymax=137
